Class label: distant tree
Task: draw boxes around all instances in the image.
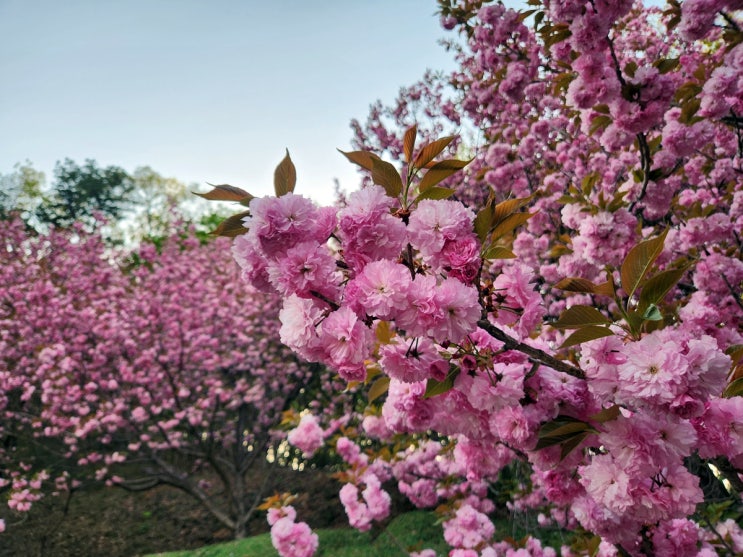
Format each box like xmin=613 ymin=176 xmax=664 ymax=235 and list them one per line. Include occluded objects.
xmin=120 ymin=167 xmax=230 ymax=244
xmin=35 ymin=159 xmax=133 ymax=228
xmin=121 ymin=166 xmax=189 ymax=241
xmin=0 ymin=162 xmax=45 ymax=221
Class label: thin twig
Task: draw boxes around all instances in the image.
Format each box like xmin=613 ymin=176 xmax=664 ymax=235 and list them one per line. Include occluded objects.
xmin=700 ymin=513 xmax=737 ymax=556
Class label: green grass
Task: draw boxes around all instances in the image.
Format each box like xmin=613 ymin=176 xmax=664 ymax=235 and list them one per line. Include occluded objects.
xmin=146 ymin=511 xmax=447 ymax=557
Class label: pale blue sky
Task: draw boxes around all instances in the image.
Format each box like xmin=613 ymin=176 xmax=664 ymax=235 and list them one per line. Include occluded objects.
xmin=0 ymin=0 xmax=471 ymax=204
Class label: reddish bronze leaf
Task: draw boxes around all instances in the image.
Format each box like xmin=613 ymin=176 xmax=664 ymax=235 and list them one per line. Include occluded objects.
xmin=274 ymin=150 xmax=296 ymax=197
xmin=403 ymin=124 xmax=417 ymax=163
xmin=493 ymin=195 xmax=534 ymax=225
xmin=338 ymin=149 xmax=381 ymax=171
xmin=211 ymin=211 xmax=251 ymax=237
xmin=371 ymin=158 xmax=403 ymax=198
xmin=418 ymin=158 xmax=470 ymax=192
xmin=413 ymin=136 xmax=455 ymax=170
xmin=554 ymin=277 xmax=599 ymax=293
xmin=620 ymin=229 xmax=668 ymax=300
xmin=194 ymin=184 xmax=254 ymax=203
xmin=559 ymin=326 xmax=614 ymax=349
xmin=552 ymin=306 xmax=612 ymax=329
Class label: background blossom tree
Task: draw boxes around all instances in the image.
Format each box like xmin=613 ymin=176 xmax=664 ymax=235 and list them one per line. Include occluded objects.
xmin=0 ymin=216 xmax=352 ymax=539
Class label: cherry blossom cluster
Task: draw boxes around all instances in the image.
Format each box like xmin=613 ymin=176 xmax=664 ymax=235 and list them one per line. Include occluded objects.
xmin=239 ymin=175 xmax=735 ymax=554
xmin=233 ymin=187 xmax=482 ymax=385
xmin=245 ymin=1 xmax=743 ymax=555
xmin=267 ymin=505 xmax=318 ymax=557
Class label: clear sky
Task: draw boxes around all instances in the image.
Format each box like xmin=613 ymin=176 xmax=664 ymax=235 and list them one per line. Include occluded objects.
xmin=0 ymin=0 xmax=472 ymax=205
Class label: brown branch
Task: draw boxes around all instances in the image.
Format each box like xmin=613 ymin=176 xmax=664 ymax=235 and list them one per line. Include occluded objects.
xmin=721 ymin=11 xmax=741 ymax=33
xmin=148 ymin=452 xmax=237 ymax=532
xmin=721 ymin=273 xmax=743 ymax=313
xmin=629 ymin=132 xmax=653 ymax=212
xmin=605 ymin=35 xmax=627 ymax=89
xmin=700 ymin=513 xmax=737 ymax=556
xmin=309 ymin=290 xmax=340 ymax=311
xmin=477 ymin=319 xmax=585 ymax=379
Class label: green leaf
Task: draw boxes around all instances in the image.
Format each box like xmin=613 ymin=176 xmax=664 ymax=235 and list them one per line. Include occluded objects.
xmin=424 ymin=366 xmax=460 ymax=398
xmin=552 ymin=306 xmax=612 ymax=329
xmin=589 ymin=405 xmax=620 ymax=423
xmin=211 ymin=211 xmax=251 ymax=238
xmin=368 ymin=376 xmax=390 ymax=404
xmin=594 ymin=280 xmax=616 ymax=297
xmin=624 ymin=61 xmax=638 ymax=78
xmin=675 ymin=82 xmax=703 ymax=104
xmin=337 ymin=149 xmax=380 ymax=171
xmin=554 ymin=277 xmax=599 ymax=293
xmin=560 ymin=431 xmax=591 ymax=460
xmin=655 ymin=57 xmax=679 ymax=74
xmin=648 ymin=168 xmax=664 ymax=182
xmin=375 ymin=320 xmax=394 ymax=344
xmin=416 ymin=186 xmax=455 ymax=201
xmin=559 ymin=326 xmax=614 ymax=349
xmin=552 ymin=71 xmax=576 ymax=94
xmin=625 ymin=310 xmax=644 ymax=335
xmin=474 ymin=205 xmax=494 ymax=243
xmin=413 ymin=136 xmax=456 ymax=169
xmin=594 ymin=104 xmax=610 ymax=114
xmin=723 ymin=377 xmax=743 ymax=398
xmin=641 ymin=304 xmax=663 ymax=321
xmin=585 ymin=536 xmax=602 ymax=557
xmin=371 ymin=158 xmax=403 ymax=198
xmin=273 ymin=150 xmax=296 ymax=197
xmin=620 ymin=229 xmax=668 ymax=300
xmin=693 ymin=63 xmax=707 ymax=81
xmin=493 ymin=195 xmax=534 ymax=225
xmin=490 ymin=212 xmax=534 ymax=241
xmin=607 ymin=190 xmax=629 ymax=212
xmin=589 ymin=115 xmax=612 ymax=136
xmin=539 ymin=417 xmax=590 ymax=438
xmin=725 ymin=344 xmax=743 ymax=365
xmin=403 ymin=124 xmax=417 ymax=163
xmin=194 ymin=184 xmax=254 ymax=203
xmin=680 ymin=97 xmax=702 ymax=125
xmin=701 ymin=500 xmax=734 ymax=525
xmin=638 ymin=266 xmax=689 ymax=313
xmin=483 ymin=245 xmax=516 ymax=260
xmin=581 ymin=172 xmax=600 ymax=196
xmin=418 ymin=158 xmax=470 ymax=192
xmin=543 ymin=27 xmax=571 ymax=49
xmin=535 ymin=416 xmax=594 ymax=450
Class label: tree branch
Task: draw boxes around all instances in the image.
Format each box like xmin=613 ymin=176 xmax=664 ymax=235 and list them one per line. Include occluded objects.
xmin=477 ymin=319 xmax=585 ymax=379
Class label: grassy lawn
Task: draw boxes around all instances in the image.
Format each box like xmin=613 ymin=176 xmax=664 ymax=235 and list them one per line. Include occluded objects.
xmin=146 ymin=511 xmax=447 ymax=557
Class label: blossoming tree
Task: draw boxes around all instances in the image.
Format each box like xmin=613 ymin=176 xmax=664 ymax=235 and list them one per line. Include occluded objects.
xmin=0 ymin=217 xmax=350 ymax=539
xmin=205 ymin=1 xmax=743 ymax=555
